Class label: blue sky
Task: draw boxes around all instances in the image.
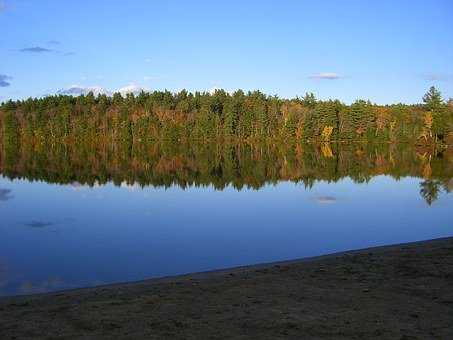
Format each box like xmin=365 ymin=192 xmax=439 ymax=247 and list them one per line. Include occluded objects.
xmin=0 ymin=0 xmax=452 ymax=103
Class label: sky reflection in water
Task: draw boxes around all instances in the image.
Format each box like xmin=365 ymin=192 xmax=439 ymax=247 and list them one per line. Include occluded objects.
xmin=0 ymin=175 xmax=452 ymax=296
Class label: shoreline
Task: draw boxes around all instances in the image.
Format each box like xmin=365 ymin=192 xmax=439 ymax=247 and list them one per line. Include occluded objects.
xmin=2 ymin=236 xmax=451 ymax=300
xmin=1 ymin=237 xmax=453 ymax=339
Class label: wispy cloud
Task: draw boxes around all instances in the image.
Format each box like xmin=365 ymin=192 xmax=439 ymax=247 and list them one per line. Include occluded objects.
xmin=421 ymin=73 xmax=453 ymax=82
xmin=19 ymin=44 xmax=75 ymax=56
xmin=20 ymin=46 xmax=54 ymax=53
xmin=0 ymin=188 xmax=13 ymax=201
xmin=0 ymin=74 xmax=12 ymax=87
xmin=24 ymin=221 xmax=54 ymax=228
xmin=309 ymin=72 xmax=342 ymax=80
xmin=314 ymin=196 xmax=337 ymax=204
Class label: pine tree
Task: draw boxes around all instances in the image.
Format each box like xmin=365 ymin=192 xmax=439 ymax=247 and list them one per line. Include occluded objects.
xmin=423 ymin=86 xmax=443 ymax=111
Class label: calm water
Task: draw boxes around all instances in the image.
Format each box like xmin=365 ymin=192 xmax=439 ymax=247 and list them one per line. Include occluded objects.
xmin=0 ymin=143 xmax=452 ymax=296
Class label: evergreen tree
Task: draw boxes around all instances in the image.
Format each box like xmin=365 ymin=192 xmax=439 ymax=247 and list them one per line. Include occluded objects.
xmin=423 ymin=86 xmax=443 ymax=111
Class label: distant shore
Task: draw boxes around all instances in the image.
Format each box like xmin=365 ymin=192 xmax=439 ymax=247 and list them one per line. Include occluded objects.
xmin=1 ymin=237 xmax=453 ymax=339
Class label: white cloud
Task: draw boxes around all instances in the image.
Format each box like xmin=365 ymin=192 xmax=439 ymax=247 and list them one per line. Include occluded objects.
xmin=117 ymin=83 xmax=150 ymax=96
xmin=309 ymin=72 xmax=342 ymax=80
xmin=207 ymin=86 xmax=236 ymax=95
xmin=56 ymin=83 xmax=150 ymax=97
xmin=57 ymin=85 xmax=108 ymax=96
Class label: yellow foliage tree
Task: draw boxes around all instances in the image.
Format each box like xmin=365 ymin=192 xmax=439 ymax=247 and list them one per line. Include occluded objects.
xmin=423 ymin=163 xmax=432 ymax=179
xmin=321 ymin=126 xmax=334 ymax=142
xmin=375 ymin=107 xmax=389 ymax=135
xmin=423 ymin=112 xmax=433 ymax=138
xmin=295 ymin=120 xmax=304 ymax=140
xmin=321 ymin=143 xmax=333 ymax=158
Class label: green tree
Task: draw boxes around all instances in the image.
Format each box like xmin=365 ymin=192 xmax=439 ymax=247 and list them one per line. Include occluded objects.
xmin=419 ymin=179 xmax=442 ymax=206
xmin=301 ymin=92 xmax=317 ymax=109
xmin=423 ymin=86 xmax=443 ymax=111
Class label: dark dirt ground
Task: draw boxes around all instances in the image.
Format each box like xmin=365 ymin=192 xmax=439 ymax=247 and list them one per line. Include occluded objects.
xmin=1 ymin=237 xmax=452 ymax=339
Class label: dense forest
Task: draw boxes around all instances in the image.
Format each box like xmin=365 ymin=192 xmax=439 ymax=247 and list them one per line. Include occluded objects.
xmin=0 ymin=87 xmax=452 ymax=146
xmin=0 ymin=140 xmax=451 ymax=205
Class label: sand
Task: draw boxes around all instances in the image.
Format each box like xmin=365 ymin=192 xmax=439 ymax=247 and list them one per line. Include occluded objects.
xmin=1 ymin=237 xmax=452 ymax=339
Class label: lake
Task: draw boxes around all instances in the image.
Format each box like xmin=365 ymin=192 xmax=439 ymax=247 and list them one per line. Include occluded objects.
xmin=0 ymin=142 xmax=452 ymax=296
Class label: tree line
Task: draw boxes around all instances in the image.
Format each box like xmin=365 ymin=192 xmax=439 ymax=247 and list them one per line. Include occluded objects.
xmin=0 ymin=87 xmax=452 ymax=146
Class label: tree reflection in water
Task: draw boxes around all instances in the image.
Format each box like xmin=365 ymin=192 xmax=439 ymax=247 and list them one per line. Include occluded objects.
xmin=0 ymin=141 xmax=451 ymax=205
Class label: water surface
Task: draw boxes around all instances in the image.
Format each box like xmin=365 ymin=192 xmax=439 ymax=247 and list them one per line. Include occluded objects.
xmin=0 ymin=143 xmax=451 ymax=296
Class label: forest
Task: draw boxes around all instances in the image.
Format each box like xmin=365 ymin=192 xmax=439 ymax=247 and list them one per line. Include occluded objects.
xmin=0 ymin=86 xmax=452 ymax=146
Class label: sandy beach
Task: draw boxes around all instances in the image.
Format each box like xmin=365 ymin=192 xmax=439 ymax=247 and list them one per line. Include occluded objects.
xmin=1 ymin=237 xmax=452 ymax=339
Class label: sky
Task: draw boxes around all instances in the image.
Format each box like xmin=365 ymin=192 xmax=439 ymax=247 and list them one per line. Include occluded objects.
xmin=0 ymin=0 xmax=452 ymax=104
